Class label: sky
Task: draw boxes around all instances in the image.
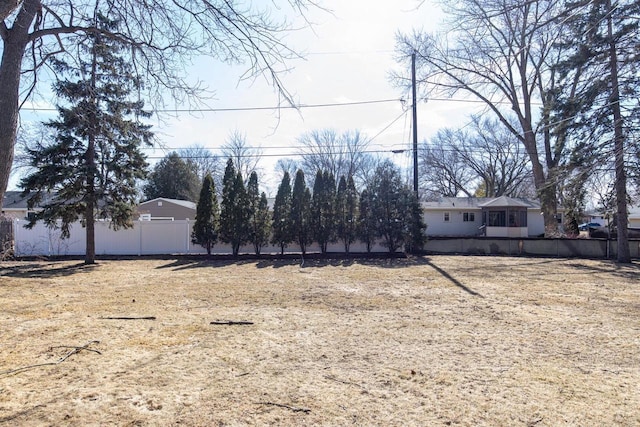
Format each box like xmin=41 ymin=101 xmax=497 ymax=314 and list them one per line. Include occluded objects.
xmin=13 ymin=0 xmax=485 ymax=196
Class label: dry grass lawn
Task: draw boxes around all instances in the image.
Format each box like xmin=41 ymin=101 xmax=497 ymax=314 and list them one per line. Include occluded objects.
xmin=0 ymin=255 xmax=638 ymax=426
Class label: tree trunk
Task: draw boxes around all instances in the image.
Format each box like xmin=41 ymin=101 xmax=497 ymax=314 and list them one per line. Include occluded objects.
xmin=523 ymin=127 xmax=559 ymax=236
xmin=0 ymin=0 xmax=38 ymax=212
xmin=607 ymin=0 xmax=630 ymax=263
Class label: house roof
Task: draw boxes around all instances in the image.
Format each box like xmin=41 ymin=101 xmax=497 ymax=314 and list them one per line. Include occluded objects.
xmin=477 ymin=196 xmax=539 ymax=209
xmin=422 ymin=197 xmax=484 ymax=209
xmin=138 ymin=198 xmax=196 ymax=210
xmin=2 ymin=191 xmax=57 ymax=210
xmin=422 ymin=196 xmax=541 ymax=210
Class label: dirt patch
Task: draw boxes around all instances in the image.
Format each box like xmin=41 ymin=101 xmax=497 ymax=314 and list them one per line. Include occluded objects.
xmin=1 ymin=256 xmax=638 ymax=426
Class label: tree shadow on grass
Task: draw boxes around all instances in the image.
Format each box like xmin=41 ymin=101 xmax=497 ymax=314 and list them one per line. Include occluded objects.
xmin=420 ymin=257 xmax=484 ymax=298
xmin=154 ymin=257 xmax=257 ymax=271
xmin=0 ymin=262 xmax=97 ymax=279
xmin=564 ymin=259 xmax=640 ymax=280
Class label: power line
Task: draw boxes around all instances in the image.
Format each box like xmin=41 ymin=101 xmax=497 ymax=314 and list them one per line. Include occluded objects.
xmin=21 ymin=98 xmax=403 ymax=113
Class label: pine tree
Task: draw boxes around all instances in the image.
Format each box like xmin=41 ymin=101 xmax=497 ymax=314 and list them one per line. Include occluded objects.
xmin=271 ymin=172 xmax=293 ymax=255
xmin=247 ymin=171 xmax=271 ymax=255
xmin=403 ymin=190 xmax=427 ymax=253
xmin=337 ymin=175 xmax=359 ymax=253
xmin=144 ymin=152 xmax=200 ymax=202
xmin=553 ymin=0 xmax=640 ymax=262
xmin=20 ymin=14 xmax=152 ymax=264
xmin=357 ymin=189 xmax=376 ymax=253
xmin=311 ymin=169 xmax=337 ymax=253
xmin=367 ymin=160 xmax=422 ymax=253
xmin=192 ymin=174 xmax=219 ymax=255
xmin=335 ymin=175 xmax=347 ymax=250
xmin=219 ymin=159 xmax=249 ymax=256
xmin=291 ymin=169 xmax=312 ymax=255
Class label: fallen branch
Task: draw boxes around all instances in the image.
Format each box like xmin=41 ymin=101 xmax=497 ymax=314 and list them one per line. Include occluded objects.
xmin=100 ymin=316 xmax=156 ymax=320
xmin=0 ymin=340 xmax=100 ymax=377
xmin=49 ymin=345 xmax=102 ymax=356
xmin=255 ymin=401 xmax=311 ymax=414
xmin=210 ymin=320 xmax=254 ymax=325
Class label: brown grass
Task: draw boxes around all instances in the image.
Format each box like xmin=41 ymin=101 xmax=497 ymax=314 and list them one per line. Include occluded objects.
xmin=0 ymin=256 xmax=638 ymax=426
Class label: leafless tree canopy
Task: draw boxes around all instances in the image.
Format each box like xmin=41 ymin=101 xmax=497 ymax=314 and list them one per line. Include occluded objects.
xmin=296 ymin=129 xmax=374 ymax=188
xmin=221 ymin=129 xmax=263 ymax=180
xmin=0 ymin=0 xmax=322 ymax=210
xmin=419 ymin=116 xmax=533 ymax=200
xmin=395 ymin=0 xmax=568 ymax=234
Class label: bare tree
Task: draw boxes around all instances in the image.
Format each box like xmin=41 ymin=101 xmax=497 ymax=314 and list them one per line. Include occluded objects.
xmin=396 ymin=0 xmax=570 ymax=235
xmin=0 ymin=0 xmax=321 ymax=211
xmin=296 ymin=129 xmax=373 ymax=189
xmin=275 ymin=158 xmax=299 ymax=180
xmin=178 ymin=145 xmax=222 ymax=182
xmin=461 ymin=116 xmax=533 ymax=198
xmin=221 ymin=129 xmax=263 ymax=181
xmin=419 ymin=128 xmax=476 ymax=200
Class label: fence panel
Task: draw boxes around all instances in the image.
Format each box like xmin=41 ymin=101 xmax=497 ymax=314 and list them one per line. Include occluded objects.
xmin=10 ymin=219 xmax=639 ymax=259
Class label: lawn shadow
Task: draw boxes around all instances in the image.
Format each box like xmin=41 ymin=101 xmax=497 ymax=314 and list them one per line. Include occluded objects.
xmin=564 ymin=259 xmax=640 ymax=280
xmin=155 ymin=257 xmax=257 ymax=271
xmin=0 ymin=262 xmax=98 ymax=279
xmin=422 ymin=257 xmax=484 ymax=298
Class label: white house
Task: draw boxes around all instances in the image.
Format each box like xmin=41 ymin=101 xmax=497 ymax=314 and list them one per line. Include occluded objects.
xmin=422 ymin=196 xmax=560 ymax=238
xmin=630 ymin=206 xmax=640 ymax=229
xmin=1 ymin=191 xmax=58 ymax=220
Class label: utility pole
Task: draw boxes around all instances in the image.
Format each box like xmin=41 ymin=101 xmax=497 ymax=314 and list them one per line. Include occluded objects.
xmin=411 ymin=52 xmax=419 ymax=197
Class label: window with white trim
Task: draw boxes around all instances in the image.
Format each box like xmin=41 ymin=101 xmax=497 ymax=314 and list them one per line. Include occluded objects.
xmin=444 ymin=212 xmax=450 ymax=222
xmin=463 ymin=212 xmax=475 ymax=222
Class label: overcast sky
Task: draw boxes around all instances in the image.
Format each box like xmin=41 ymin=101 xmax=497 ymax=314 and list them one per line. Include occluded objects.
xmin=13 ymin=0 xmax=485 ymax=195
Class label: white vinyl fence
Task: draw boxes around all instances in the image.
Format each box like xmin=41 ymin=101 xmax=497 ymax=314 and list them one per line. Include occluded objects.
xmin=11 ymin=219 xmax=386 ymax=257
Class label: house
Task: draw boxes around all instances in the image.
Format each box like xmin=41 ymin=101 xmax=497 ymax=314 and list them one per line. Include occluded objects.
xmin=422 ymin=196 xmax=561 ymax=238
xmin=1 ymin=191 xmax=57 ymax=220
xmin=629 ymin=206 xmax=640 ymax=229
xmin=137 ymin=198 xmax=197 ymax=221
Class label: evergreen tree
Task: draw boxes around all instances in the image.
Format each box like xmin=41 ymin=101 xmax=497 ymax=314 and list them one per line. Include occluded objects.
xmin=357 ymin=189 xmax=376 ymax=253
xmin=337 ymin=175 xmax=359 ymax=253
xmin=219 ymin=159 xmax=249 ymax=256
xmin=311 ymin=169 xmax=336 ymax=253
xmin=291 ymin=169 xmax=312 ymax=255
xmin=144 ymin=152 xmax=200 ymax=201
xmin=403 ymin=189 xmax=427 ymax=253
xmin=335 ymin=175 xmax=347 ymax=250
xmin=553 ymin=0 xmax=640 ymax=262
xmin=20 ymin=14 xmax=152 ymax=264
xmin=271 ymin=171 xmax=293 ymax=255
xmin=367 ymin=160 xmax=425 ymax=253
xmin=191 ymin=173 xmax=219 ymax=255
xmin=247 ymin=171 xmax=271 ymax=255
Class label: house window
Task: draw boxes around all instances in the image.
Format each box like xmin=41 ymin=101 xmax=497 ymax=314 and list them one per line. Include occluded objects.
xmin=508 ymin=210 xmax=528 ymax=227
xmin=463 ymin=212 xmax=475 ymax=222
xmin=444 ymin=212 xmax=450 ymax=222
xmin=488 ymin=210 xmax=506 ymax=227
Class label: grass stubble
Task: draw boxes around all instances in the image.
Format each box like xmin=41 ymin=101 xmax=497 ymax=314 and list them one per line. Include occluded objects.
xmin=0 ymin=256 xmax=638 ymax=426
